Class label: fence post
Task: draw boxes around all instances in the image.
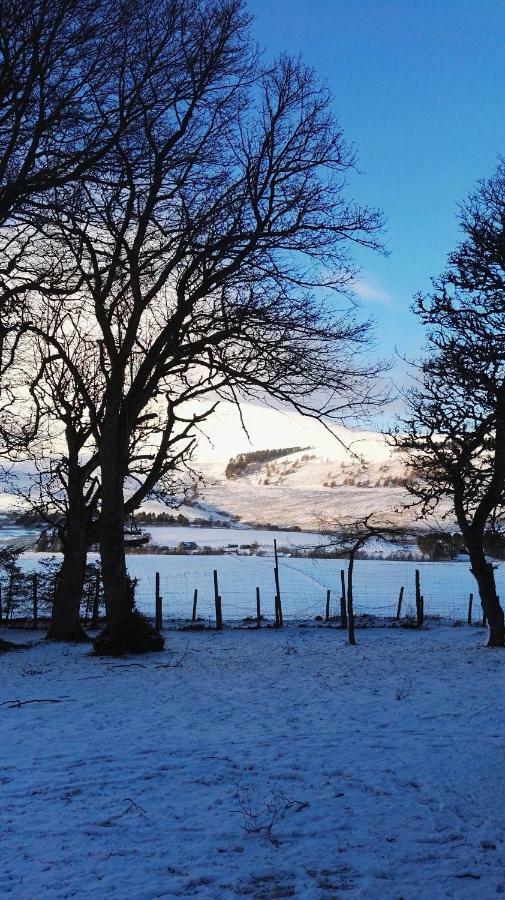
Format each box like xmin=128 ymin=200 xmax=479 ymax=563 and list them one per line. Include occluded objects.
xmin=256 ymin=586 xmax=261 ymax=628
xmin=91 ymin=572 xmax=100 ymax=628
xmin=32 ymin=574 xmax=38 ymax=628
xmin=192 ymin=588 xmax=198 ymax=623
xmin=0 ymin=582 xmax=3 ymax=623
xmin=347 ymin=562 xmax=356 ymax=646
xmin=340 ymin=568 xmax=347 ymax=629
xmin=274 ymin=574 xmax=283 ymax=626
xmin=396 ymin=586 xmax=404 ymax=621
xmin=213 ymin=569 xmax=222 ymax=629
xmin=155 ymin=571 xmax=163 ymax=631
xmin=273 ymin=539 xmax=283 ymax=627
xmin=325 ymin=589 xmax=331 ymax=623
xmin=415 ymin=569 xmax=424 ymax=626
xmin=467 ymin=592 xmax=473 ymax=625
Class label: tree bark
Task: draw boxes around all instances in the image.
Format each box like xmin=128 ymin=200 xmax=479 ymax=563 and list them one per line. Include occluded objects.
xmin=100 ymin=475 xmax=133 ymax=631
xmin=46 ymin=508 xmax=89 ymax=642
xmin=94 ymin=434 xmax=163 ymax=654
xmin=468 ymin=537 xmax=504 ymax=647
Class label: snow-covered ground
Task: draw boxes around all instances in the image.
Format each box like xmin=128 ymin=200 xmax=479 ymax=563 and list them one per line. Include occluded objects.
xmin=0 ymin=525 xmax=39 ymax=549
xmin=16 ymin=552 xmax=505 ymax=623
xmin=2 ymin=624 xmax=505 ymax=898
xmin=142 ymin=525 xmax=326 ymax=550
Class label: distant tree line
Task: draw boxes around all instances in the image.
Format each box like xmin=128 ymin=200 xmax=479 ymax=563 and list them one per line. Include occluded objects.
xmin=417 ymin=531 xmax=505 ymax=562
xmin=225 ymin=446 xmax=311 ymax=479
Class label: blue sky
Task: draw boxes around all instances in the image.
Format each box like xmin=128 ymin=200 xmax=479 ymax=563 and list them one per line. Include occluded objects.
xmin=249 ymin=0 xmax=505 ymax=360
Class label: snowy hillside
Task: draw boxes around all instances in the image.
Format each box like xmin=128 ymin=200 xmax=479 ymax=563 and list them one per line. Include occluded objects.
xmin=188 ymin=401 xmax=412 ymax=529
xmin=0 ymin=401 xmax=421 ymax=529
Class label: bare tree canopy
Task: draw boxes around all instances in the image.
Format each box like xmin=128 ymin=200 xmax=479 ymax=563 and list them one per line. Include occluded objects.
xmin=396 ymin=160 xmax=505 ymax=646
xmin=1 ymin=0 xmax=387 ymax=652
xmin=0 ymin=0 xmax=141 ymax=220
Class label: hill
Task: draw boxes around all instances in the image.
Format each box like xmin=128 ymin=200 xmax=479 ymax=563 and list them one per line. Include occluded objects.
xmin=185 ymin=402 xmax=413 ymax=529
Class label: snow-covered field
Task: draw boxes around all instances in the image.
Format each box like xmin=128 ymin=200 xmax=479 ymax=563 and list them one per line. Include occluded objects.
xmin=2 ymin=624 xmax=505 ymax=898
xmin=16 ymin=552 xmax=505 ymax=623
xmin=143 ymin=525 xmax=325 ymax=550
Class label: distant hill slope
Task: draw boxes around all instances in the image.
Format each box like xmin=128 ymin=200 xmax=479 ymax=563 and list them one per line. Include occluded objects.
xmin=187 ymin=402 xmax=415 ymax=529
xmin=0 ymin=401 xmax=427 ymax=530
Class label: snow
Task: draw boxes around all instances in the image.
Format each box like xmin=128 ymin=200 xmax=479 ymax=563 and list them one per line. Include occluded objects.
xmin=193 ymin=400 xmax=392 ymax=465
xmin=2 ymin=624 xmax=505 ymax=898
xmin=143 ymin=525 xmax=325 ymax=550
xmin=0 ymin=401 xmax=417 ymax=530
xmin=16 ymin=552 xmax=505 ymax=624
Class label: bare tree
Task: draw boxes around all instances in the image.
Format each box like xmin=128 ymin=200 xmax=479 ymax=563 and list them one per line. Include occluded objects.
xmin=319 ymin=513 xmax=413 ymax=644
xmin=9 ymin=0 xmax=386 ymax=653
xmin=0 ymin=0 xmax=218 ymax=641
xmin=396 ymin=161 xmax=505 ymax=647
xmin=0 ymin=0 xmax=164 ymax=374
xmin=0 ymin=315 xmax=201 ymax=641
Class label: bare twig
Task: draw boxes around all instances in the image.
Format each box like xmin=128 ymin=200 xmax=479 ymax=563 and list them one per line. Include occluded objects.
xmin=0 ymin=697 xmax=70 ymax=708
xmin=155 ymin=643 xmax=190 ymax=669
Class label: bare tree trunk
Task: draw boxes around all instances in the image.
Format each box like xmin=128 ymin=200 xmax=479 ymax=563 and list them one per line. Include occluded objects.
xmin=94 ymin=441 xmax=163 ymax=654
xmin=46 ymin=509 xmax=89 ymax=642
xmin=468 ymin=539 xmax=504 ymax=647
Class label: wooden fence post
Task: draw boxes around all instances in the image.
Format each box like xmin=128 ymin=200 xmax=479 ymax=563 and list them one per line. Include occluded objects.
xmin=155 ymin=571 xmax=163 ymax=631
xmin=32 ymin=574 xmax=38 ymax=628
xmin=396 ymin=585 xmax=404 ymax=620
xmin=256 ymin=586 xmax=261 ymax=628
xmin=91 ymin=572 xmax=100 ymax=628
xmin=192 ymin=588 xmax=198 ymax=623
xmin=467 ymin=592 xmax=473 ymax=625
xmin=213 ymin=569 xmax=222 ymax=629
xmin=273 ymin=539 xmax=283 ymax=627
xmin=415 ymin=569 xmax=424 ymax=626
xmin=340 ymin=568 xmax=347 ymax=629
xmin=347 ymin=562 xmax=356 ymax=646
xmin=325 ymin=589 xmax=331 ymax=622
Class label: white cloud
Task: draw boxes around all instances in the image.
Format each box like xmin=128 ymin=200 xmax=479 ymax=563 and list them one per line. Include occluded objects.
xmin=352 ymin=277 xmax=393 ymax=306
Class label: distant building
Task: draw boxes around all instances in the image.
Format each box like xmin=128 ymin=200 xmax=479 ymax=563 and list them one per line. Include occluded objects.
xmin=177 ymin=541 xmax=198 ymax=552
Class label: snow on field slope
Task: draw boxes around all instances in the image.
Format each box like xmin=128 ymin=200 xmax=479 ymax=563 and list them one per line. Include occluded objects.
xmin=1 ymin=625 xmax=505 ymax=899
xmin=19 ymin=552 xmax=501 ymax=622
xmin=0 ymin=400 xmax=424 ymax=529
xmin=189 ymin=401 xmax=412 ymax=529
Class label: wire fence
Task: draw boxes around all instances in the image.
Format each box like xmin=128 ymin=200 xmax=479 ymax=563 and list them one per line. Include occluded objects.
xmin=2 ymin=551 xmax=503 ymax=629
xmin=132 ymin=556 xmax=497 ymax=626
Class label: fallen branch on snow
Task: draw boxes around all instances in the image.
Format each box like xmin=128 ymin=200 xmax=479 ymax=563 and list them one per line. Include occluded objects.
xmin=0 ymin=698 xmax=71 ymax=709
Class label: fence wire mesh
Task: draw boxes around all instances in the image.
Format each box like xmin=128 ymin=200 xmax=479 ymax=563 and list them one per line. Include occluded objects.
xmin=2 ymin=551 xmax=503 ymax=628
